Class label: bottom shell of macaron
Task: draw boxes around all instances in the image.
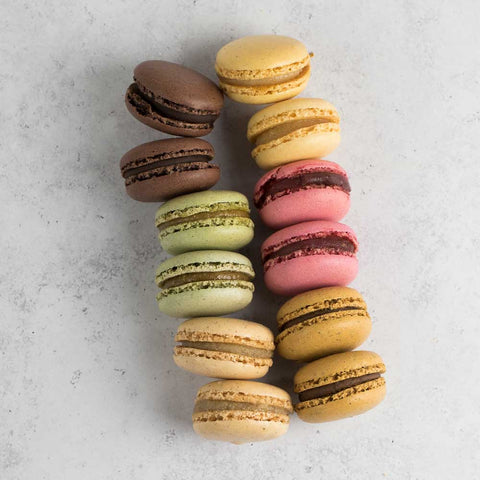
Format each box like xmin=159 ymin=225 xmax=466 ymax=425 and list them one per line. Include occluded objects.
xmin=157 ymin=281 xmax=254 ymax=318
xmin=193 ymin=380 xmax=293 ymax=444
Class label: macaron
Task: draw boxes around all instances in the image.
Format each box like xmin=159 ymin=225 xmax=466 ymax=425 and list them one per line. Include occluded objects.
xmin=125 ymin=60 xmax=224 ymax=136
xmin=155 ymin=250 xmax=255 ymax=318
xmin=193 ymin=380 xmax=293 ymax=444
xmin=261 ymin=220 xmax=358 ymax=296
xmin=120 ymin=138 xmax=219 ymax=202
xmin=254 ymin=159 xmax=351 ymax=228
xmin=174 ymin=317 xmax=274 ymax=379
xmin=276 ymin=287 xmax=372 ymax=362
xmin=294 ymin=351 xmax=386 ymax=423
xmin=247 ymin=98 xmax=341 ymax=170
xmin=215 ymin=35 xmax=311 ymax=104
xmin=155 ymin=190 xmax=254 ymax=255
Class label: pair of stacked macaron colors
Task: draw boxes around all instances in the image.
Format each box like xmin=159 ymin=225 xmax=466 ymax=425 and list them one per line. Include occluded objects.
xmin=216 ymin=35 xmax=386 ymax=426
xmin=120 ymin=57 xmax=289 ymax=444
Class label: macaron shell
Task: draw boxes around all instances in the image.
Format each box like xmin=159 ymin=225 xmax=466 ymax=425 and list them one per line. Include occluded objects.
xmin=259 ymin=188 xmax=350 ymax=229
xmin=295 ymin=377 xmax=386 ymax=423
xmin=173 ymin=351 xmax=271 ymax=379
xmin=126 ymin=167 xmax=220 ymax=202
xmin=253 ymin=125 xmax=341 ymax=170
xmin=264 ymin=254 xmax=358 ymax=296
xmin=157 ymin=282 xmax=254 ymax=318
xmin=276 ymin=312 xmax=371 ymax=362
xmin=159 ymin=221 xmax=254 ymax=255
xmin=215 ymin=35 xmax=310 ymax=74
xmin=193 ymin=416 xmax=289 ymax=444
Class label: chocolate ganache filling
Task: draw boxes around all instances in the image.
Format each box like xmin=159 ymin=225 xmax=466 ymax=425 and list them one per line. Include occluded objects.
xmin=298 ymin=372 xmax=381 ymax=402
xmin=264 ymin=235 xmax=356 ymax=263
xmin=279 ymin=305 xmax=361 ymax=333
xmin=255 ymin=171 xmax=350 ymax=208
xmin=160 ymin=271 xmax=252 ymax=289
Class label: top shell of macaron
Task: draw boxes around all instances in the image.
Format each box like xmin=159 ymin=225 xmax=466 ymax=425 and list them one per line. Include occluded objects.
xmin=155 ymin=190 xmax=250 ymax=223
xmin=215 ymin=35 xmax=310 ymax=80
xmin=254 ymin=159 xmax=348 ymax=199
xmin=276 ymin=286 xmax=367 ymax=325
xmin=261 ymin=220 xmax=358 ymax=252
xmin=120 ymin=137 xmax=214 ymax=173
xmin=134 ymin=60 xmax=224 ymax=114
xmin=293 ymin=351 xmax=386 ymax=392
xmin=176 ymin=317 xmax=274 ymax=346
xmin=156 ymin=250 xmax=254 ymax=281
xmin=197 ymin=379 xmax=292 ymax=407
xmin=247 ymin=98 xmax=340 ymax=143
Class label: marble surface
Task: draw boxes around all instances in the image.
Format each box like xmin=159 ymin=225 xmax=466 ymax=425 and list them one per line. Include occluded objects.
xmin=1 ymin=1 xmax=479 ymax=478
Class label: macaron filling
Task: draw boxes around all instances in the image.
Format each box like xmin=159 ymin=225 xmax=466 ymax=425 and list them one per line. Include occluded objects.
xmin=157 ymin=209 xmax=251 ymax=231
xmin=194 ymin=399 xmax=291 ymax=416
xmin=255 ymin=171 xmax=350 ymax=209
xmin=126 ymin=83 xmax=213 ymax=131
xmin=177 ymin=341 xmax=274 ymax=359
xmin=278 ymin=305 xmax=362 ymax=333
xmin=298 ymin=372 xmax=382 ymax=402
xmin=159 ymin=271 xmax=253 ymax=289
xmin=263 ymin=234 xmax=357 ymax=266
xmin=254 ymin=117 xmax=335 ymax=146
xmin=218 ymin=65 xmax=310 ymax=87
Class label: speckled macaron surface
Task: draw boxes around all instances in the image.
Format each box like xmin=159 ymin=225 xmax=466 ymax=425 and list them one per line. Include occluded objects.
xmin=174 ymin=317 xmax=275 ymax=379
xmin=120 ymin=138 xmax=219 ymax=202
xmin=125 ymin=60 xmax=224 ymax=136
xmin=193 ymin=380 xmax=293 ymax=444
xmin=155 ymin=190 xmax=254 ymax=255
xmin=215 ymin=35 xmax=311 ymax=104
xmin=155 ymin=250 xmax=255 ymax=318
xmin=247 ymin=98 xmax=341 ymax=169
xmin=294 ymin=351 xmax=386 ymax=423
xmin=276 ymin=287 xmax=372 ymax=362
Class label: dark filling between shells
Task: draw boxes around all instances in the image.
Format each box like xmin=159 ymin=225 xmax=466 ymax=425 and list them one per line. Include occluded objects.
xmin=263 ymin=235 xmax=356 ymax=263
xmin=122 ymin=153 xmax=213 ymax=178
xmin=298 ymin=372 xmax=381 ymax=402
xmin=160 ymin=271 xmax=253 ymax=289
xmin=255 ymin=171 xmax=350 ymax=209
xmin=157 ymin=210 xmax=250 ymax=231
xmin=128 ymin=82 xmax=218 ymax=124
xmin=279 ymin=306 xmax=361 ymax=333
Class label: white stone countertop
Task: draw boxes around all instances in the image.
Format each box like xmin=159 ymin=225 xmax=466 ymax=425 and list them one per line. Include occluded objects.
xmin=1 ymin=1 xmax=479 ymax=478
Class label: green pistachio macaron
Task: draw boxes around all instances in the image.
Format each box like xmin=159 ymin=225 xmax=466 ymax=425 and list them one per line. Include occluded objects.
xmin=155 ymin=190 xmax=255 ymax=255
xmin=155 ymin=250 xmax=255 ymax=318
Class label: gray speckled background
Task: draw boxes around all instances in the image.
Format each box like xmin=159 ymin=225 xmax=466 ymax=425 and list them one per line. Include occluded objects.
xmin=1 ymin=0 xmax=479 ymax=478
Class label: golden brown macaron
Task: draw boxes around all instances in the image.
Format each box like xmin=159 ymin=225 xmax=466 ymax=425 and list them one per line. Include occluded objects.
xmin=276 ymin=287 xmax=372 ymax=362
xmin=174 ymin=317 xmax=275 ymax=379
xmin=215 ymin=35 xmax=311 ymax=104
xmin=193 ymin=380 xmax=293 ymax=444
xmin=294 ymin=351 xmax=386 ymax=423
xmin=247 ymin=98 xmax=341 ymax=170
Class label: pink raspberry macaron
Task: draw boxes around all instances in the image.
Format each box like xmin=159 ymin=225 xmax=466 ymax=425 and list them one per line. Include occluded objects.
xmin=254 ymin=159 xmax=351 ymax=229
xmin=261 ymin=221 xmax=358 ymax=296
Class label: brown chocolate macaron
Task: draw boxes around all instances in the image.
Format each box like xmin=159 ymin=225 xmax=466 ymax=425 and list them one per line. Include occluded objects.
xmin=120 ymin=138 xmax=220 ymax=202
xmin=125 ymin=60 xmax=224 ymax=137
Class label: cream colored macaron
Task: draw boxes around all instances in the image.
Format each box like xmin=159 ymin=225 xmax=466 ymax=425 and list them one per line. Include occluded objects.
xmin=276 ymin=287 xmax=372 ymax=362
xmin=174 ymin=317 xmax=275 ymax=379
xmin=247 ymin=98 xmax=341 ymax=170
xmin=294 ymin=351 xmax=386 ymax=423
xmin=193 ymin=380 xmax=293 ymax=444
xmin=215 ymin=35 xmax=311 ymax=104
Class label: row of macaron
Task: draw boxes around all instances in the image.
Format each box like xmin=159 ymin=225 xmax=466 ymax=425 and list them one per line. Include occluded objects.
xmin=216 ymin=36 xmax=388 ymax=434
xmin=120 ymin=34 xmax=385 ymax=444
